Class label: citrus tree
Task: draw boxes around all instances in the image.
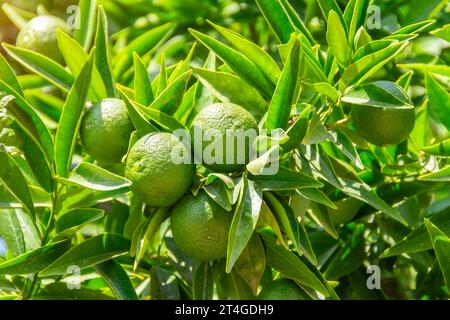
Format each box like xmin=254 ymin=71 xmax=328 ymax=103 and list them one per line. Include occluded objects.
xmin=0 ymin=0 xmax=449 ymax=300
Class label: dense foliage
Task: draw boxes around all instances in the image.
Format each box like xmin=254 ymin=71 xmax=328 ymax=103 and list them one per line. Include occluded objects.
xmin=0 ymin=0 xmax=449 ymax=300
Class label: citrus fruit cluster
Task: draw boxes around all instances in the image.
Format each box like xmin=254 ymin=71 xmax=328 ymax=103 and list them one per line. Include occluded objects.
xmin=79 ymin=100 xmax=258 ymax=261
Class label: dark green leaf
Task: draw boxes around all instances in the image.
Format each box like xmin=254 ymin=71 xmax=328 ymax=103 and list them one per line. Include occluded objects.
xmin=426 ymin=74 xmax=450 ymax=130
xmin=55 ymin=50 xmax=95 ymax=178
xmin=189 ymin=28 xmax=274 ymax=98
xmin=73 ymin=0 xmax=97 ymax=50
xmin=0 ymin=240 xmax=70 ymax=275
xmin=39 ymin=234 xmax=130 ymax=277
xmin=3 ymin=44 xmax=74 ymax=92
xmin=95 ymin=260 xmax=138 ymax=300
xmin=267 ymin=36 xmax=300 ymax=132
xmin=59 ymin=162 xmax=131 ymax=191
xmin=226 ymin=176 xmax=263 ymax=273
xmin=193 ymin=261 xmax=214 ymax=300
xmin=0 ymin=147 xmax=35 ymax=217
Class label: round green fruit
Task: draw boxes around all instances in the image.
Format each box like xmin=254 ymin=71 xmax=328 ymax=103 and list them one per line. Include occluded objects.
xmin=258 ymin=279 xmax=307 ymax=300
xmin=190 ymin=103 xmax=258 ymax=173
xmin=16 ymin=15 xmax=71 ymax=64
xmin=170 ymin=191 xmax=232 ymax=261
xmin=80 ymin=99 xmax=134 ymax=164
xmin=346 ymin=81 xmax=416 ymax=146
xmin=351 ymin=105 xmax=415 ymax=146
xmin=125 ymin=132 xmax=195 ymax=207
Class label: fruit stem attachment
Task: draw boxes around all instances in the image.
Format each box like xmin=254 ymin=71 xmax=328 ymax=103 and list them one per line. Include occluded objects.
xmin=326 ymin=117 xmax=350 ymax=130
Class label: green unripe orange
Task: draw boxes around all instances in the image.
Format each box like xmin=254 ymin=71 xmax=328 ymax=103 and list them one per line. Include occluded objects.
xmin=344 ymin=81 xmax=416 ymax=146
xmin=125 ymin=132 xmax=195 ymax=207
xmin=190 ymin=103 xmax=259 ymax=173
xmin=16 ymin=15 xmax=71 ymax=64
xmin=80 ymin=99 xmax=134 ymax=164
xmin=170 ymin=191 xmax=232 ymax=261
xmin=258 ymin=279 xmax=308 ymax=300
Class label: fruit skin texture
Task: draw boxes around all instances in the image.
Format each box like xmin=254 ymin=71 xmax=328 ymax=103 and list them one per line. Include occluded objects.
xmin=16 ymin=15 xmax=71 ymax=64
xmin=190 ymin=103 xmax=258 ymax=173
xmin=125 ymin=132 xmax=195 ymax=207
xmin=170 ymin=191 xmax=232 ymax=261
xmin=80 ymin=99 xmax=134 ymax=164
xmin=350 ymin=104 xmax=415 ymax=146
xmin=258 ymin=279 xmax=307 ymax=300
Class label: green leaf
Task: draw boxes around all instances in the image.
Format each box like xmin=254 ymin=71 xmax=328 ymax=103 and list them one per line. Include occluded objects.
xmin=341 ymin=81 xmax=413 ymax=109
xmin=0 ymin=54 xmax=23 ymax=96
xmin=148 ymin=71 xmax=191 ymax=113
xmin=264 ymin=192 xmax=303 ymax=252
xmin=423 ymin=138 xmax=450 ymax=157
xmin=113 ymin=23 xmax=174 ymax=81
xmin=3 ymin=44 xmax=74 ymax=92
xmin=59 ymin=162 xmax=131 ymax=191
xmin=1 ymin=3 xmax=34 ymax=29
xmin=0 ymin=87 xmax=54 ymax=164
xmin=56 ymin=30 xmax=107 ymax=101
xmin=344 ymin=0 xmax=370 ymax=48
xmin=261 ymin=232 xmax=330 ymax=297
xmin=255 ymin=0 xmax=296 ymax=44
xmin=0 ymin=209 xmax=40 ymax=257
xmin=0 ymin=147 xmax=35 ymax=217
xmin=39 ymin=234 xmax=130 ymax=277
xmin=424 ymin=220 xmax=450 ymax=289
xmin=168 ymin=43 xmax=196 ymax=83
xmin=139 ymin=104 xmax=186 ymax=132
xmin=0 ymin=185 xmax=51 ymax=209
xmin=193 ymin=261 xmax=214 ymax=300
xmin=73 ymin=0 xmax=97 ymax=50
xmin=189 ymin=28 xmax=274 ymax=98
xmin=340 ymin=42 xmax=408 ymax=89
xmin=381 ymin=207 xmax=450 ymax=257
xmin=204 ymin=182 xmax=232 ymax=211
xmin=226 ymin=176 xmax=263 ymax=273
xmin=134 ymin=207 xmax=169 ymax=269
xmin=133 ymin=53 xmax=154 ymax=106
xmin=393 ymin=19 xmax=436 ymax=35
xmin=324 ymin=225 xmax=366 ymax=279
xmin=94 ymin=5 xmax=115 ymax=97
xmin=95 ymin=260 xmax=138 ymax=300
xmin=267 ymin=36 xmax=301 ymax=132
xmin=305 ymin=82 xmax=339 ymax=101
xmin=55 ymin=208 xmax=105 ymax=235
xmin=397 ymin=64 xmax=450 ymax=80
xmin=327 ymin=10 xmax=351 ymax=67
xmin=397 ymin=71 xmax=414 ymax=91
xmin=36 ymin=282 xmax=113 ymax=300
xmin=0 ymin=209 xmax=25 ymax=257
xmin=426 ymin=74 xmax=450 ymax=130
xmin=329 ymin=129 xmax=364 ymax=170
xmin=55 ymin=50 xmax=95 ymax=178
xmin=0 ymin=240 xmax=70 ymax=275
xmin=431 ymin=24 xmax=450 ymax=41
xmin=210 ymin=21 xmax=281 ymax=85
xmin=249 ymin=167 xmax=323 ymax=190
xmin=318 ymin=0 xmax=346 ymax=31
xmin=418 ymin=166 xmax=450 ymax=181
xmin=279 ymin=0 xmax=315 ymax=44
xmin=150 ymin=266 xmax=180 ymax=300
xmin=234 ymin=234 xmax=265 ymax=295
xmin=297 ymin=188 xmax=337 ymax=209
xmin=340 ymin=178 xmax=407 ymax=225
xmin=156 ymin=55 xmax=167 ymax=96
xmin=308 ymin=202 xmax=339 ymax=239
xmin=117 ymin=87 xmax=158 ymax=137
xmin=193 ymin=68 xmax=267 ymax=120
